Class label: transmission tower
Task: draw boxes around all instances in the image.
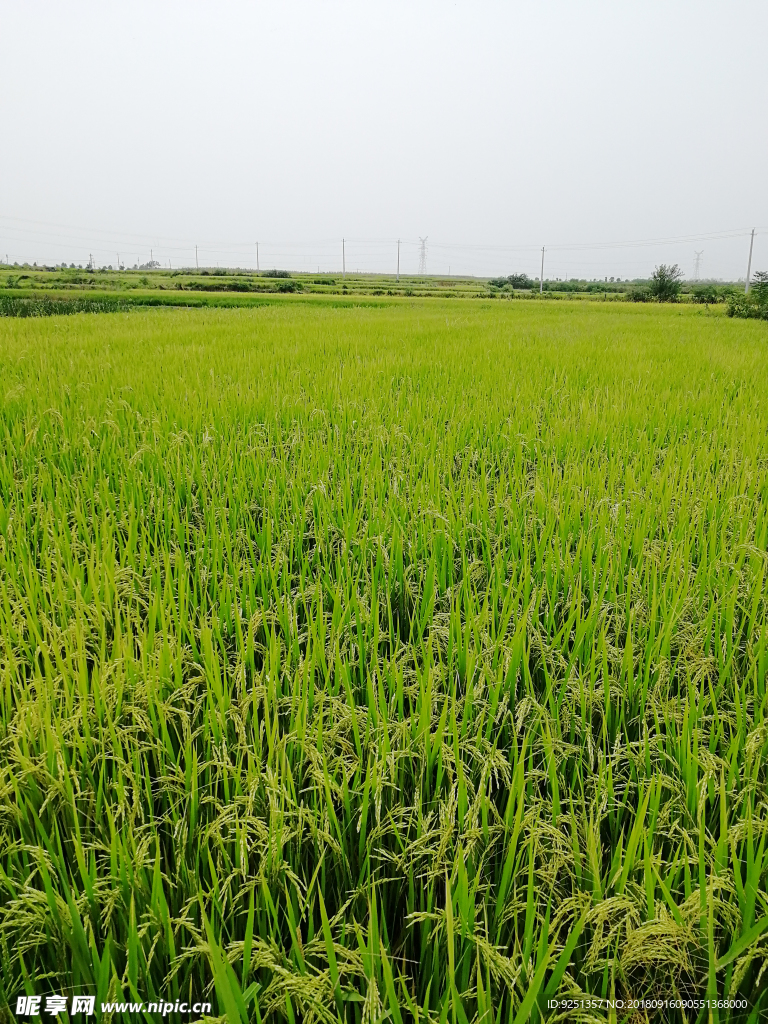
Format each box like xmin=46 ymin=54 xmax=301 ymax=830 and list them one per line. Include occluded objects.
xmin=693 ymin=250 xmax=703 ymax=281
xmin=418 ymin=237 xmax=428 ymax=276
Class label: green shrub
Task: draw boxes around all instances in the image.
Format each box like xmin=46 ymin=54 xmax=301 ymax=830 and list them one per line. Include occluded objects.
xmin=650 ymin=264 xmax=683 ymax=302
xmin=691 ymin=284 xmax=719 ymax=304
xmin=727 ymin=272 xmax=768 ymax=320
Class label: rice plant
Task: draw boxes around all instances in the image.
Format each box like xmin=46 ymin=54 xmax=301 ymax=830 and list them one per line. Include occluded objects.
xmin=1 ymin=300 xmax=767 ymax=1022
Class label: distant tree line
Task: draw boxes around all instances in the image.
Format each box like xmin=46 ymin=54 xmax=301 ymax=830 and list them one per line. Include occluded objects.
xmin=489 ymin=275 xmax=638 ymax=295
xmin=486 ymin=263 xmax=749 ymax=306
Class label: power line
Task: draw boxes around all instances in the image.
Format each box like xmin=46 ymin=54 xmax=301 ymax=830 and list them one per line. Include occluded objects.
xmin=1 ymin=211 xmax=764 ymax=256
xmin=0 ymin=220 xmax=759 ymax=279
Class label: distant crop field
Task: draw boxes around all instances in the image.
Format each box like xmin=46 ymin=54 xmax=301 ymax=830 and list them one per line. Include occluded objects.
xmin=1 ymin=301 xmax=767 ymax=1022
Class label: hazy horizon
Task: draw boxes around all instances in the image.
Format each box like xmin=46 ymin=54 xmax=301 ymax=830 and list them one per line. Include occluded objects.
xmin=1 ymin=1 xmax=766 ymax=280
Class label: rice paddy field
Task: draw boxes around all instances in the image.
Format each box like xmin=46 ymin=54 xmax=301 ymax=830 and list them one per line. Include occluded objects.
xmin=1 ymin=299 xmax=767 ymax=1023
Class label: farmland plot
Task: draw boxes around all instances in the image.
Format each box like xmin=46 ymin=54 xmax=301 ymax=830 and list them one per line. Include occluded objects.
xmin=1 ymin=301 xmax=767 ymax=1021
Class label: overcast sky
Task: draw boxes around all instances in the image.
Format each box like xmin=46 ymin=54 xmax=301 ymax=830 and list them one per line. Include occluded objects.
xmin=1 ymin=0 xmax=766 ymax=279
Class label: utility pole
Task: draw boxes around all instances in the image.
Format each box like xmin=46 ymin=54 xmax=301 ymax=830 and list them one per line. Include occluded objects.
xmin=256 ymin=242 xmax=259 ymax=273
xmin=342 ymin=239 xmax=345 ymax=279
xmin=745 ymin=228 xmax=755 ymax=294
xmin=117 ymin=253 xmax=120 ymax=272
xmin=693 ymin=250 xmax=703 ymax=281
xmin=397 ymin=239 xmax=400 ymax=282
xmin=540 ymin=247 xmax=545 ymax=293
xmin=196 ymin=245 xmax=199 ymax=270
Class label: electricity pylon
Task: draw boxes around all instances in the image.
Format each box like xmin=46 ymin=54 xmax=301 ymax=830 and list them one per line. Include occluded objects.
xmin=418 ymin=237 xmax=428 ymax=276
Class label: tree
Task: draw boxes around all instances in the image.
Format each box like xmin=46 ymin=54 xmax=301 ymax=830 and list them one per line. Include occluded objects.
xmin=487 ymin=274 xmax=534 ymax=290
xmin=752 ymin=270 xmax=768 ymax=300
xmin=751 ymin=270 xmax=768 ymax=316
xmin=726 ymin=272 xmax=768 ymax=320
xmin=650 ymin=264 xmax=683 ymax=302
xmin=507 ymin=273 xmax=534 ymax=289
